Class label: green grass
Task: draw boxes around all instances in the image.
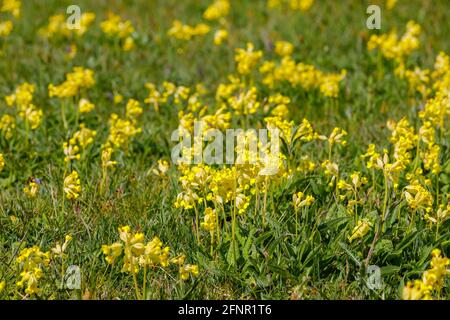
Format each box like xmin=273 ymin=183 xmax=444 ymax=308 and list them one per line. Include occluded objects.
xmin=0 ymin=0 xmax=449 ymax=300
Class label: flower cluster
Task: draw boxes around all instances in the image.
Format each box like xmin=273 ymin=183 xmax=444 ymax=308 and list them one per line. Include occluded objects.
xmin=167 ymin=20 xmax=210 ymax=41
xmin=16 ymin=246 xmax=51 ymax=295
xmin=102 ymin=226 xmax=199 ymax=287
xmin=48 ymin=67 xmax=95 ymax=98
xmin=63 ymin=170 xmax=81 ymax=200
xmin=403 ymin=249 xmax=450 ymax=300
xmin=100 ymin=12 xmax=136 ymax=51
xmin=39 ymin=12 xmax=96 ymax=38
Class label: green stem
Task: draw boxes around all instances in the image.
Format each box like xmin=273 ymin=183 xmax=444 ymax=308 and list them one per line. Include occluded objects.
xmin=381 ymin=173 xmax=389 ymax=233
xmin=132 ymin=272 xmax=141 ymax=300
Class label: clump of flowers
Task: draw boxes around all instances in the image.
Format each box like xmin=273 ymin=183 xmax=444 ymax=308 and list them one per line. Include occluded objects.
xmin=235 ymin=42 xmax=263 ymax=75
xmin=293 ymin=192 xmax=315 ymax=209
xmin=39 ymin=12 xmax=96 ymax=38
xmin=348 ymin=219 xmax=372 ymax=242
xmin=0 ymin=20 xmax=13 ymax=37
xmin=167 ymin=20 xmax=210 ymax=41
xmin=78 ymin=98 xmax=95 ymax=114
xmin=403 ymin=179 xmax=433 ymax=214
xmin=259 ymin=56 xmax=346 ymax=97
xmin=1 ymin=0 xmax=21 ymax=18
xmin=16 ymin=246 xmax=51 ymax=295
xmin=100 ymin=12 xmax=136 ymax=51
xmin=214 ymin=29 xmax=228 ymax=46
xmin=48 ymin=67 xmax=95 ymax=98
xmin=23 ymin=178 xmax=40 ymax=198
xmin=102 ymin=226 xmax=198 ymax=299
xmin=63 ymin=170 xmax=81 ymax=200
xmin=5 ymin=82 xmax=43 ymax=132
xmin=403 ymin=249 xmax=450 ymax=300
xmin=367 ymin=21 xmax=421 ymax=76
xmin=268 ymin=0 xmax=314 ymax=12
xmin=203 ymin=0 xmax=230 ymax=20
xmin=0 ymin=114 xmax=16 ymax=139
xmin=275 ymin=41 xmax=294 ymax=57
xmin=105 ymin=113 xmax=142 ymax=150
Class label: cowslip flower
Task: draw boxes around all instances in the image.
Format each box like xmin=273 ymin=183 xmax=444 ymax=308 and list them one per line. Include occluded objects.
xmin=0 ymin=153 xmax=4 ymax=172
xmin=203 ymin=0 xmax=230 ymax=20
xmin=101 ymin=146 xmax=117 ymax=169
xmin=51 ymin=235 xmax=72 ymax=259
xmin=293 ymin=192 xmax=315 ymax=209
xmin=16 ymin=246 xmax=51 ymax=295
xmin=403 ymin=249 xmax=450 ymax=300
xmin=0 ymin=114 xmax=16 ymax=139
xmin=179 ymin=264 xmax=199 ymax=280
xmin=275 ymin=41 xmax=294 ymax=56
xmin=79 ymin=98 xmax=95 ymax=113
xmin=125 ymin=99 xmax=143 ymax=119
xmin=348 ymin=219 xmax=372 ymax=242
xmin=72 ymin=124 xmax=97 ymax=149
xmin=1 ymin=0 xmax=21 ymax=18
xmin=201 ymin=207 xmax=217 ymax=231
xmin=235 ymin=42 xmax=263 ymax=75
xmin=0 ymin=20 xmax=13 ymax=37
xmin=64 ymin=171 xmax=81 ymax=200
xmin=19 ymin=104 xmax=43 ymax=129
xmin=214 ymin=29 xmax=228 ymax=46
xmin=152 ymin=159 xmax=170 ymax=177
xmin=23 ymin=179 xmax=40 ymax=198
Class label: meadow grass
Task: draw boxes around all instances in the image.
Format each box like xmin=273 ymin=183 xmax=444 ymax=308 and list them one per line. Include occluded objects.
xmin=0 ymin=0 xmax=449 ymax=300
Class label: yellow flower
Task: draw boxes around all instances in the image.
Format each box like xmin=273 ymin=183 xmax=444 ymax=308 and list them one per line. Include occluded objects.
xmin=23 ymin=179 xmax=40 ymax=198
xmin=201 ymin=207 xmax=217 ymax=231
xmin=101 ymin=146 xmax=117 ymax=169
xmin=126 ymin=99 xmax=143 ymax=119
xmin=19 ymin=104 xmax=43 ymax=129
xmin=203 ymin=0 xmax=230 ymax=20
xmin=214 ymin=29 xmax=228 ymax=46
xmin=0 ymin=20 xmax=13 ymax=37
xmin=63 ymin=141 xmax=80 ymax=162
xmin=293 ymin=192 xmax=315 ymax=209
xmin=152 ymin=159 xmax=170 ymax=177
xmin=235 ymin=42 xmax=263 ymax=75
xmin=180 ymin=264 xmax=199 ymax=280
xmin=1 ymin=0 xmax=21 ymax=17
xmin=100 ymin=12 xmax=135 ymax=39
xmin=16 ymin=246 xmax=51 ymax=295
xmin=72 ymin=124 xmax=97 ymax=149
xmin=386 ymin=0 xmax=397 ymax=10
xmin=123 ymin=36 xmax=135 ymax=51
xmin=0 ymin=153 xmax=4 ymax=172
xmin=39 ymin=12 xmax=95 ymax=38
xmin=106 ymin=113 xmax=142 ymax=150
xmin=79 ymin=98 xmax=95 ymax=113
xmin=228 ymin=86 xmax=260 ymax=115
xmin=64 ymin=171 xmax=81 ymax=200
xmin=403 ymin=249 xmax=450 ymax=300
xmin=6 ymin=82 xmax=35 ymax=108
xmin=170 ymin=255 xmax=186 ymax=265
xmin=289 ymin=0 xmax=314 ymax=12
xmin=0 ymin=114 xmax=16 ymax=139
xmin=114 ymin=94 xmax=124 ymax=104
xmin=348 ymin=219 xmax=372 ymax=242
xmin=0 ymin=281 xmax=5 ymax=293
xmin=275 ymin=41 xmax=294 ymax=56
xmin=404 ymin=180 xmax=433 ymax=213
xmin=102 ymin=242 xmax=123 ymax=264
xmin=48 ymin=67 xmax=95 ymax=98
xmin=168 ymin=20 xmax=210 ymax=41
xmin=51 ymin=235 xmax=72 ymax=259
